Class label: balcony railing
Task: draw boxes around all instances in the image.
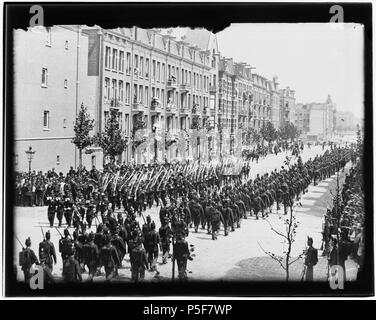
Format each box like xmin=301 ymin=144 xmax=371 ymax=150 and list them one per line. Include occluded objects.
xmin=150 ymin=99 xmax=163 ymax=114
xmin=166 ymin=77 xmax=178 ymax=91
xmin=179 ymin=83 xmax=190 ymax=93
xmin=180 ymin=106 xmax=189 ymax=116
xmin=209 ymin=85 xmax=217 ymax=93
xmin=166 ymin=103 xmax=177 ymax=114
xmin=132 ymin=101 xmax=144 ymax=111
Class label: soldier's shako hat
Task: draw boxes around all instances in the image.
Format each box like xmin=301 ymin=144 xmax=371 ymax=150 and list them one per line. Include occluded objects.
xmin=25 ymin=237 xmax=31 ymax=247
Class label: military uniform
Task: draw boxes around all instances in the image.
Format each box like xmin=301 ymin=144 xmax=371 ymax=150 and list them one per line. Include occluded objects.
xmin=130 ymin=241 xmax=148 ymax=282
xmin=144 ymin=222 xmax=160 ymax=271
xmin=211 ymin=207 xmax=222 ymax=240
xmin=20 ymin=238 xmax=39 ymax=284
xmin=173 ymin=234 xmax=192 ymax=281
xmin=46 ymin=196 xmax=57 ymax=227
xmin=100 ymin=238 xmax=121 ymax=281
xmin=39 ymin=232 xmax=57 ymax=272
xmin=63 ymin=255 xmax=82 ymax=283
xmin=59 ymin=230 xmax=72 ymax=262
xmin=83 ymin=233 xmax=99 ymax=281
xmin=64 ymin=196 xmax=74 ymax=227
xmin=221 ymin=201 xmax=233 ymax=236
xmin=56 ymin=197 xmax=64 ymax=227
xmin=159 ymin=221 xmax=172 ymax=264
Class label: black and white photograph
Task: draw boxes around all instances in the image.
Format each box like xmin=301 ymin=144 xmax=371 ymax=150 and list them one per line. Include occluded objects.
xmin=3 ymin=2 xmax=373 ymax=299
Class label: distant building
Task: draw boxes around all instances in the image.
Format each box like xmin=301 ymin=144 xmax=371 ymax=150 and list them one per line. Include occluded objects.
xmin=252 ymin=73 xmax=271 ymax=131
xmin=306 ymin=95 xmax=336 ymax=141
xmin=295 ymin=103 xmax=310 ymax=135
xmin=279 ymin=86 xmax=296 ymax=126
xmin=268 ymin=76 xmax=280 ymax=129
xmin=14 ymin=26 xmax=97 ymax=173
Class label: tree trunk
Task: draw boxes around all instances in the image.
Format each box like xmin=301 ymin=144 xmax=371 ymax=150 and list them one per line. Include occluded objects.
xmin=79 ymin=148 xmax=83 ymax=169
xmin=286 ymin=262 xmax=290 ymax=282
xmin=285 ymin=204 xmax=294 ymax=282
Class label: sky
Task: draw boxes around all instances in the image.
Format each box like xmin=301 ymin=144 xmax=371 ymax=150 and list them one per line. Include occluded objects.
xmin=216 ymin=23 xmax=364 ymax=119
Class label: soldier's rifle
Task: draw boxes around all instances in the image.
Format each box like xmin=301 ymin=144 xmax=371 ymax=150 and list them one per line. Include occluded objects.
xmin=95 ymin=214 xmax=99 ymax=228
xmin=55 ymin=227 xmax=63 ymax=238
xmin=141 ymin=212 xmax=147 ymax=225
xmin=134 ymin=171 xmax=146 ymax=198
xmin=120 ymin=170 xmax=136 ymax=190
xmin=40 ymin=225 xmax=45 ymax=241
xmin=162 ymin=168 xmax=174 ymax=189
xmin=156 ymin=168 xmax=169 ymax=191
xmin=146 ymin=166 xmax=161 ymax=191
xmin=15 ymin=235 xmax=25 ymax=250
xmin=129 ymin=170 xmax=142 ymax=195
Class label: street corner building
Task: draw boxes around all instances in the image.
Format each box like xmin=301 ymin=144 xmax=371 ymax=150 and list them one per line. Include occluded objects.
xmin=14 ymin=26 xmax=98 ymax=173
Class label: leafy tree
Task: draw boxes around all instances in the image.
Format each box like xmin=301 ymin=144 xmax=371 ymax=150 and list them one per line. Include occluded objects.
xmin=278 ymin=122 xmax=300 ymax=142
xmin=252 ymin=130 xmax=261 ymax=145
xmin=244 ymin=128 xmax=261 ymax=145
xmin=72 ymin=103 xmax=94 ymax=169
xmin=260 ymin=121 xmax=278 ymax=143
xmin=94 ymin=109 xmax=128 ymax=164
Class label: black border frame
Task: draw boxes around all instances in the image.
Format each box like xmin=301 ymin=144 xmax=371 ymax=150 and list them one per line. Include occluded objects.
xmin=3 ymin=2 xmax=373 ymax=297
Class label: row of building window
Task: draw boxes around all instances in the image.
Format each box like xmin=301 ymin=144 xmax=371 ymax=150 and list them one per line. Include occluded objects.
xmin=104 ymin=46 xmax=210 ymax=91
xmin=104 ymin=77 xmax=210 ymax=109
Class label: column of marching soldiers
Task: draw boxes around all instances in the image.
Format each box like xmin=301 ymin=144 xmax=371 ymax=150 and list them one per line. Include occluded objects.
xmin=18 ymin=144 xmax=357 ymax=284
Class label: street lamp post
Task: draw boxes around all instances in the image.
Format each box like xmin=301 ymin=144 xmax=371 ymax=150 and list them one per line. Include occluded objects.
xmin=25 ymin=146 xmax=36 ymax=178
xmin=152 ymin=123 xmax=158 ymax=163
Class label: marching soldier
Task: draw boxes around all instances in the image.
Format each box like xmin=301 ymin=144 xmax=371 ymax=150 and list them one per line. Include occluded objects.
xmin=56 ymin=195 xmax=65 ymax=227
xmin=46 ymin=195 xmax=56 ymax=227
xmin=100 ymin=236 xmax=121 ymax=281
xmin=130 ymin=237 xmax=148 ymax=282
xmin=39 ymin=230 xmax=57 ymax=272
xmin=221 ymin=199 xmax=233 ymax=236
xmin=64 ymin=194 xmax=74 ymax=227
xmin=253 ymin=192 xmax=264 ymax=220
xmin=62 ymin=245 xmax=82 ymax=283
xmin=211 ymin=204 xmax=222 ymax=240
xmin=230 ymin=199 xmax=241 ymax=228
xmin=20 ymin=237 xmax=39 ymax=284
xmin=59 ymin=228 xmax=72 ymax=262
xmin=159 ymin=218 xmax=172 ymax=264
xmin=144 ymin=221 xmax=160 ymax=272
xmin=86 ymin=198 xmax=95 ymax=229
xmin=82 ymin=232 xmax=99 ymax=282
xmin=111 ymin=228 xmax=127 ymax=266
xmin=173 ymin=233 xmax=193 ymax=281
xmin=190 ymin=198 xmax=203 ymax=233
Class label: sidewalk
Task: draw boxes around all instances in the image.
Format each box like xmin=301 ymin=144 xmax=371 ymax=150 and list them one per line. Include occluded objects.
xmin=223 ymin=254 xmax=358 ymax=282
